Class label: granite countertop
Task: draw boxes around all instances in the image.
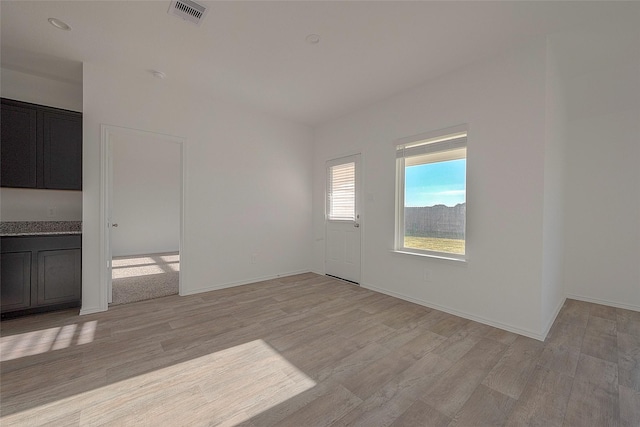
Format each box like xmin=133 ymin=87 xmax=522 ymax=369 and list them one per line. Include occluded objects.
xmin=0 ymin=221 xmax=82 ymax=237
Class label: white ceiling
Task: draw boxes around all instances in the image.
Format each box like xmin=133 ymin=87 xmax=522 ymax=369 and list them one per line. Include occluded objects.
xmin=1 ymin=1 xmax=639 ymax=126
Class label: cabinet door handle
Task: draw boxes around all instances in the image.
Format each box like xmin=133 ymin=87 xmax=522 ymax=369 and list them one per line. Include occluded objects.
xmin=112 ymin=223 xmax=118 ymax=228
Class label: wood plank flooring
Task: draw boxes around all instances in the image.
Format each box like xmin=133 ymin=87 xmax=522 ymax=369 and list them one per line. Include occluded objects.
xmin=1 ymin=273 xmax=638 ymax=426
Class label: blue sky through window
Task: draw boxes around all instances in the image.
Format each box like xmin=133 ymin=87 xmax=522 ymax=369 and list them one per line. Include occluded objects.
xmin=405 ymin=159 xmax=466 ymax=207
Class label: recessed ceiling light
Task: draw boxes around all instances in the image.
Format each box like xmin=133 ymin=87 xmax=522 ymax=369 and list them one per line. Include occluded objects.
xmin=150 ymin=70 xmax=167 ymax=79
xmin=48 ymin=18 xmax=71 ymax=31
xmin=305 ymin=34 xmax=320 ymax=45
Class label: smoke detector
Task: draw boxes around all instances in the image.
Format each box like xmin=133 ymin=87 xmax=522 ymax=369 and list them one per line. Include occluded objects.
xmin=168 ymin=0 xmax=209 ymax=26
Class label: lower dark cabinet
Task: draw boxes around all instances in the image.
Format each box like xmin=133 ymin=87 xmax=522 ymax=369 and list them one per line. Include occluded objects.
xmin=1 ymin=235 xmax=81 ymax=317
xmin=0 ymin=251 xmax=32 ymax=311
xmin=37 ymin=249 xmax=82 ymax=305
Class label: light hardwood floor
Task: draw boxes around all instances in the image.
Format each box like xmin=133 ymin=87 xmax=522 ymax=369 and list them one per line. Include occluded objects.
xmin=1 ymin=273 xmax=638 ymax=426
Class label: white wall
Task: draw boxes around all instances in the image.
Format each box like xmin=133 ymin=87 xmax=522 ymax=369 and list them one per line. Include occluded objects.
xmin=0 ymin=67 xmax=83 ymax=222
xmin=313 ymin=40 xmax=550 ymax=338
xmin=111 ymin=132 xmax=180 ymax=257
xmin=564 ymin=109 xmax=640 ymax=310
xmin=0 ymin=188 xmax=82 ymax=221
xmin=563 ymin=65 xmax=640 ymax=310
xmin=81 ymin=62 xmax=313 ymax=314
xmin=562 ymin=37 xmax=640 ymax=311
xmin=541 ymin=37 xmax=568 ymax=333
xmin=1 ymin=67 xmax=82 ymax=111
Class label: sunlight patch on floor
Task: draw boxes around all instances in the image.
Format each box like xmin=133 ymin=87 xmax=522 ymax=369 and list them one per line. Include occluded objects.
xmin=1 ymin=339 xmax=316 ymax=425
xmin=112 ymin=253 xmax=180 ymax=279
xmin=112 ymin=262 xmax=179 ymax=279
xmin=111 ymin=253 xmax=179 ymax=268
xmin=0 ymin=321 xmax=97 ymax=361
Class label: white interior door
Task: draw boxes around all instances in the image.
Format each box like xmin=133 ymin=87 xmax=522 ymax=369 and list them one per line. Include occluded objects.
xmin=325 ymin=154 xmax=361 ymax=283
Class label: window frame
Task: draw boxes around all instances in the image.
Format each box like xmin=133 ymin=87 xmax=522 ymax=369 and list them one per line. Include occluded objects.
xmin=394 ymin=124 xmax=468 ymax=261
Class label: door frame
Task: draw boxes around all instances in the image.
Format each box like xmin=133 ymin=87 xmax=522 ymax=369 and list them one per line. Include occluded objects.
xmin=99 ymin=124 xmax=187 ymax=310
xmin=325 ymin=152 xmax=363 ymax=283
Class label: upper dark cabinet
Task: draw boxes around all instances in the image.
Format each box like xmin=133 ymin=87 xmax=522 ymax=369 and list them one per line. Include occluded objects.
xmin=43 ymin=111 xmax=83 ymax=190
xmin=0 ymin=99 xmax=82 ymax=190
xmin=1 ymin=102 xmax=38 ymax=188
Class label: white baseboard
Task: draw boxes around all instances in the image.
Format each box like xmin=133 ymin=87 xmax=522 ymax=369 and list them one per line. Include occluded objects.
xmin=360 ymin=282 xmax=546 ymax=341
xmin=180 ymin=269 xmax=311 ymax=296
xmin=566 ymin=293 xmax=640 ymax=312
xmin=541 ymin=296 xmax=566 ymax=339
xmin=79 ymin=306 xmax=107 ymax=316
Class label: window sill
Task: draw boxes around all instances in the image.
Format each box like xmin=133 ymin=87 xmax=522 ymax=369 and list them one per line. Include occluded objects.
xmin=391 ymin=249 xmax=467 ymax=263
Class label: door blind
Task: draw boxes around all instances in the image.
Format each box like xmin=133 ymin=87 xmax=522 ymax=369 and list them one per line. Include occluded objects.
xmin=328 ymin=162 xmax=355 ymax=220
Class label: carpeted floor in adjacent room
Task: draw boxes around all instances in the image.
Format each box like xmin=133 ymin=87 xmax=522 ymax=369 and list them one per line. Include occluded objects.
xmin=111 ymin=252 xmax=179 ymax=305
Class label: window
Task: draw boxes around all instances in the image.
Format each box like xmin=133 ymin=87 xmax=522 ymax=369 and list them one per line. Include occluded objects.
xmin=395 ymin=126 xmax=467 ymax=259
xmin=327 ymin=160 xmax=356 ymax=221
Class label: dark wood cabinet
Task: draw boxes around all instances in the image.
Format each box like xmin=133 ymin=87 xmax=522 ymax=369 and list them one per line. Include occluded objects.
xmin=0 ymin=102 xmax=38 ymax=188
xmin=37 ymin=248 xmax=82 ymax=305
xmin=0 ymin=251 xmax=32 ymax=311
xmin=0 ymin=98 xmax=82 ymax=190
xmin=1 ymin=235 xmax=82 ymax=317
xmin=43 ymin=111 xmax=83 ymax=190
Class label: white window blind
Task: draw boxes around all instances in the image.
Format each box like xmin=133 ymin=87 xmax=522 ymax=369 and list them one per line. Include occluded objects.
xmin=396 ymin=133 xmax=467 ymax=161
xmin=328 ymin=162 xmax=355 ymax=220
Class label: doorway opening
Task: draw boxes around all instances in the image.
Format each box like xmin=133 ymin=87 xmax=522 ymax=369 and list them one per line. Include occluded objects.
xmin=100 ymin=125 xmax=186 ymax=309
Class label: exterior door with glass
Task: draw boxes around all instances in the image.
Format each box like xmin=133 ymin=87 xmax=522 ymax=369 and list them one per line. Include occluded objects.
xmin=325 ymin=154 xmax=361 ymax=283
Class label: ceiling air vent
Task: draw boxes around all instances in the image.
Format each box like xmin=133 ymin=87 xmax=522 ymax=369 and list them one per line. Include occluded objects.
xmin=168 ymin=0 xmax=208 ymax=26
